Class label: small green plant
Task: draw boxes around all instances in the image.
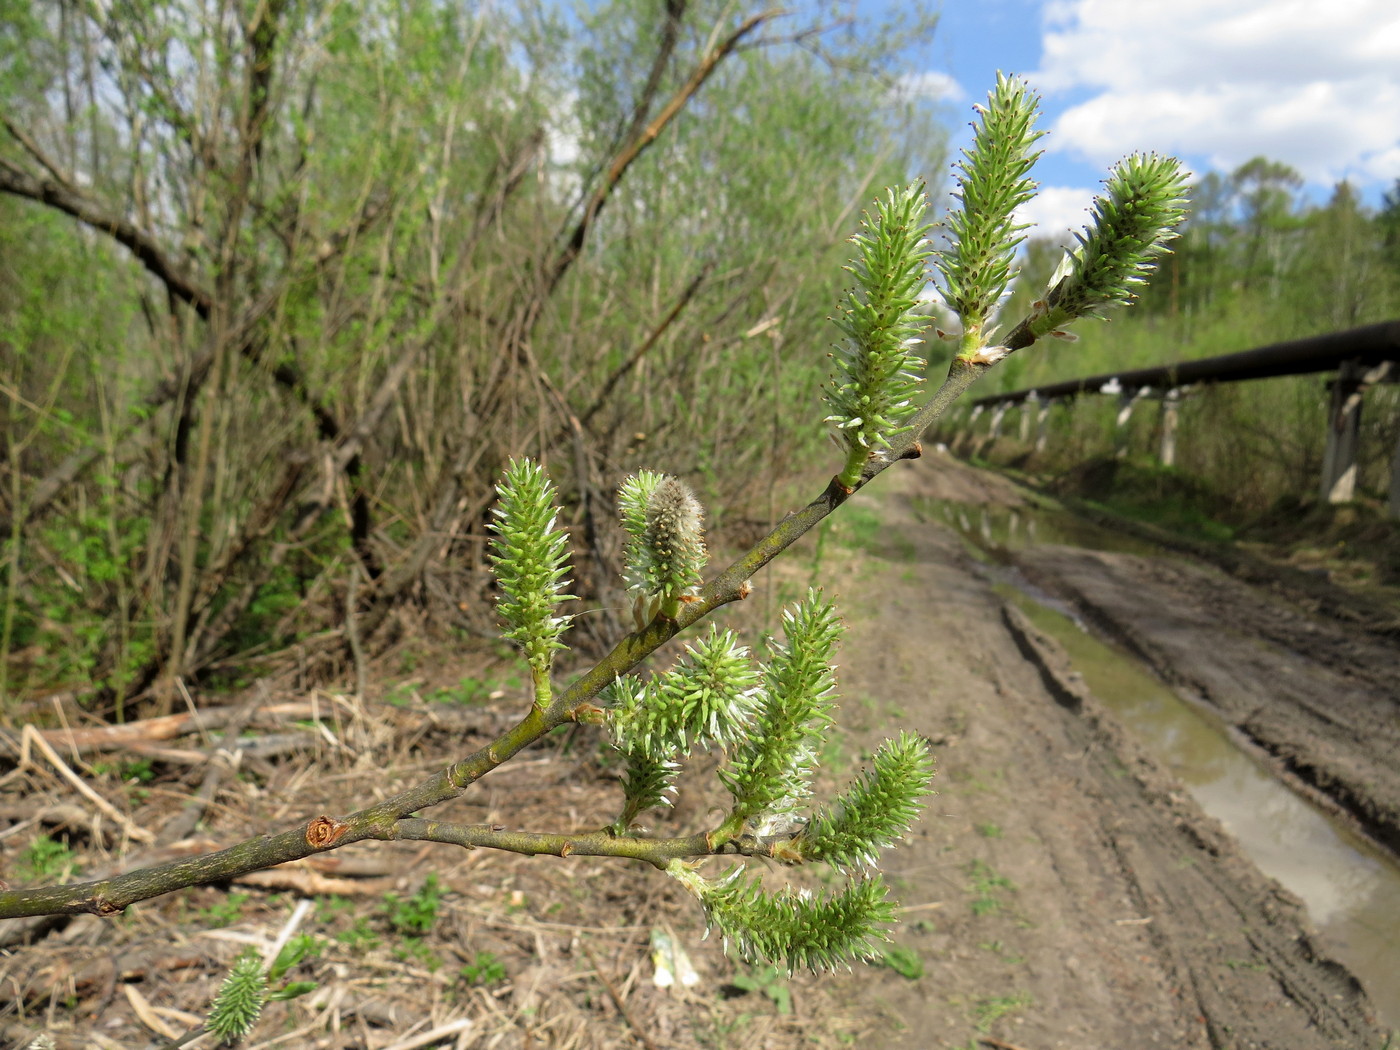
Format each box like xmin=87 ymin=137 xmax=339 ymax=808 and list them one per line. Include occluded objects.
xmin=973 ymin=991 xmax=1033 ymax=1032
xmin=966 ymin=859 xmax=1015 ymax=917
xmin=383 ymin=874 xmax=442 ymax=937
xmin=878 ymin=943 xmax=925 ymax=979
xmin=459 ymin=951 xmax=508 ymax=986
xmin=18 ymin=837 xmax=76 ymax=882
xmin=121 ymin=758 xmax=157 ymax=783
xmin=316 ymin=895 xmax=355 ymax=921
xmin=392 ymin=938 xmax=442 ymax=970
xmin=200 ymin=890 xmax=251 ymax=928
xmin=335 ymin=917 xmax=380 ymax=951
xmin=728 ymin=964 xmax=793 ymax=1014
xmin=974 ymin=822 xmax=1003 ymax=839
xmin=978 ymin=939 xmax=1025 ymax=964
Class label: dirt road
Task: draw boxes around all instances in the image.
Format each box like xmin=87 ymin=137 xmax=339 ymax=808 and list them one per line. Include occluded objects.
xmin=804 ymin=456 xmax=1391 ymax=1048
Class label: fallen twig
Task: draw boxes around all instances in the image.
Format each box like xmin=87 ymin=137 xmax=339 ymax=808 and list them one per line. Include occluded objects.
xmin=19 ymin=725 xmax=154 ymax=843
xmin=580 ymin=940 xmax=660 ymax=1050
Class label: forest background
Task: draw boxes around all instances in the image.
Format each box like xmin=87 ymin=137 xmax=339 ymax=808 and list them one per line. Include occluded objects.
xmin=2 ymin=0 xmax=1398 ymax=717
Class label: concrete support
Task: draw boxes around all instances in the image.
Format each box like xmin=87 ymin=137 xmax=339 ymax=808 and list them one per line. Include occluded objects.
xmin=989 ymin=402 xmax=1009 ymax=440
xmin=959 ymin=404 xmax=984 ymax=455
xmin=1320 ymin=362 xmax=1364 ymax=503
xmin=1114 ymin=387 xmax=1150 ymax=460
xmin=1034 ymin=398 xmax=1053 ymax=454
xmin=1018 ymin=397 xmax=1034 ymax=443
xmin=1158 ymin=389 xmax=1181 ymax=468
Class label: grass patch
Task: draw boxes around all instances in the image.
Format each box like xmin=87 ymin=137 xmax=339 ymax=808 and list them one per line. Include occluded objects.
xmin=965 ymin=858 xmax=1015 ymax=917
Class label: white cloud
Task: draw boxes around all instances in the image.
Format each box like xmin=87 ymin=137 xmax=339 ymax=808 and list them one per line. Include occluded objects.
xmin=1015 ymin=184 xmax=1097 ymax=244
xmin=897 ymin=71 xmax=965 ymax=103
xmin=1033 ymin=0 xmax=1400 ymax=189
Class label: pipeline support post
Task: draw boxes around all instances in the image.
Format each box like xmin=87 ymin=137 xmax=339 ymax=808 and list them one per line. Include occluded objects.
xmin=1321 ymin=361 xmax=1381 ymax=504
xmin=1035 ymin=396 xmax=1052 ymax=454
xmin=1114 ymin=387 xmax=1150 ymax=460
xmin=1158 ymin=388 xmax=1181 ymax=468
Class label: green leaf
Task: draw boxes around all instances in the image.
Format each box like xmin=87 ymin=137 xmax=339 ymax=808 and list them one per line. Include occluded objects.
xmin=268 ymin=981 xmax=319 ymax=1001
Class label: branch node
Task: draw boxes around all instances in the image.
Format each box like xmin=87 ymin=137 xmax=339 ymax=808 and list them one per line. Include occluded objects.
xmin=305 ymin=815 xmax=350 ymax=849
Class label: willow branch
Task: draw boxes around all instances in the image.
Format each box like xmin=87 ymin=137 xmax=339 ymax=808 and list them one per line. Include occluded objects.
xmin=0 ymin=347 xmax=993 ymax=922
xmin=394 ymin=819 xmax=803 ymax=868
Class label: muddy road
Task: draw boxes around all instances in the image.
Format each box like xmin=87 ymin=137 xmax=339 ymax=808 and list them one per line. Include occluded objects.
xmin=804 ymin=455 xmax=1395 ymax=1048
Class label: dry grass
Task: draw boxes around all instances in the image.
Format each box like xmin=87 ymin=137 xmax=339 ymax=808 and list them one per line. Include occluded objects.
xmin=1 ymin=645 xmax=863 ymax=1050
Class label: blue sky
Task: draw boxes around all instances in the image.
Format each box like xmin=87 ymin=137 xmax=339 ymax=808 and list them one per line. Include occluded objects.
xmin=890 ymin=0 xmax=1400 ymax=239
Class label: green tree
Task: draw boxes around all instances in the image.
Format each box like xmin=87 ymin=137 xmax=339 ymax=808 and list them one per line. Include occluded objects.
xmin=0 ymin=0 xmax=941 ymax=708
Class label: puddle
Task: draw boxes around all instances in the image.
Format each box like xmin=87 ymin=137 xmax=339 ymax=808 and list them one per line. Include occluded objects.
xmin=915 ymin=497 xmax=1162 ymax=560
xmin=917 ymin=496 xmax=1400 ymax=1028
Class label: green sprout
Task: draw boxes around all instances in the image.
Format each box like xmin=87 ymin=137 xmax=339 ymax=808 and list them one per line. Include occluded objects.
xmin=934 ymin=71 xmax=1045 ymax=365
xmin=825 ymin=183 xmax=934 ymax=489
xmin=720 ymin=590 xmax=842 ymax=834
xmin=670 ymin=862 xmax=898 ymax=974
xmin=798 ymin=731 xmax=934 ymax=869
xmin=1031 ymin=151 xmax=1190 ymax=336
xmin=488 ymin=459 xmax=576 ymax=707
xmin=206 ymin=948 xmax=267 ymax=1043
xmin=606 ymin=626 xmax=759 ymax=760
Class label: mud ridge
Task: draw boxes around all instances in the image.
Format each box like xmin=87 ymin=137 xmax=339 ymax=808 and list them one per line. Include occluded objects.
xmin=1014 ymin=546 xmax=1400 ymax=858
xmin=999 ymin=603 xmax=1382 ymax=1047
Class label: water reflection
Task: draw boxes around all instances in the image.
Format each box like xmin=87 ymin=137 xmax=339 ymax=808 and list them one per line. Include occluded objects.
xmin=1011 ymin=589 xmax=1400 ymax=1023
xmin=913 ymin=495 xmax=1400 ymax=1027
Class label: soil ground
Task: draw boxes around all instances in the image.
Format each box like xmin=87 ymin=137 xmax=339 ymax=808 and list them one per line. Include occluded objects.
xmin=2 ymin=455 xmax=1395 ymax=1049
